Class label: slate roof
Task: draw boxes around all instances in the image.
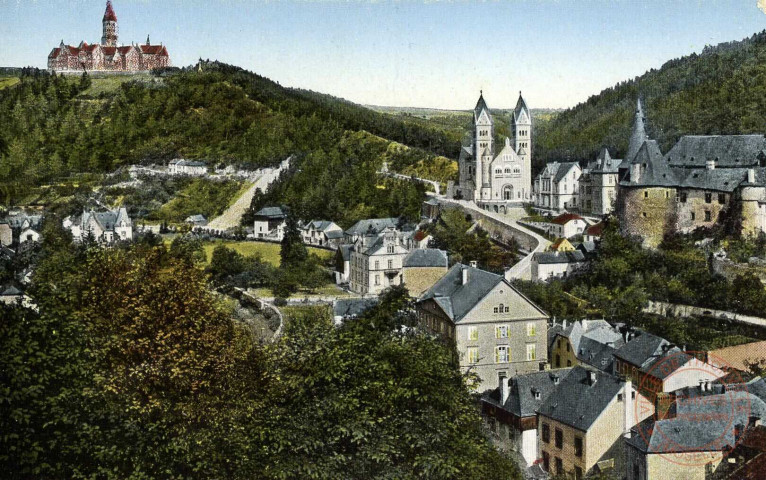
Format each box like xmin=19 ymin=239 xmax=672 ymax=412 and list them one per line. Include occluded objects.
xmin=551 ymin=213 xmax=584 ymax=225
xmin=103 ymin=1 xmax=118 ymax=21
xmin=474 ymin=92 xmax=491 ymax=120
xmin=1 ymin=285 xmax=22 ymax=296
xmin=577 ymin=336 xmax=621 ymax=371
xmin=512 ymin=93 xmax=530 ymax=124
xmin=338 ymin=244 xmax=353 ymax=262
xmin=333 ymin=298 xmax=379 ymax=319
xmin=344 ymin=218 xmax=398 ymax=236
xmin=420 ymin=263 xmax=504 ymax=322
xmin=591 ymin=147 xmax=622 ymax=174
xmin=553 ymin=162 xmax=580 ymax=184
xmin=626 ymin=140 xmax=679 ymax=187
xmin=402 ymin=248 xmax=448 ymax=268
xmin=554 ymin=319 xmax=615 ymax=358
xmin=306 ymin=220 xmax=336 ymax=231
xmin=627 ymin=392 xmax=766 ymax=453
xmin=3 ymin=214 xmax=42 ymax=229
xmin=253 ymin=206 xmax=286 ymax=219
xmin=174 ymin=159 xmax=206 ymax=167
xmin=613 ymin=331 xmax=672 ymax=368
xmin=325 ymin=230 xmax=344 ymax=240
xmin=537 ymin=366 xmax=625 ymax=431
xmin=483 ymin=369 xmax=575 ymax=419
xmin=675 ymin=167 xmax=746 ymax=193
xmin=578 ymin=241 xmax=597 ymax=254
xmin=533 ymin=251 xmax=586 ymax=265
xmin=626 ymin=98 xmax=648 ymax=164
xmin=665 ymin=135 xmax=766 ymax=168
xmin=640 ymin=352 xmax=695 ymax=380
xmin=185 ymin=214 xmax=207 ymax=223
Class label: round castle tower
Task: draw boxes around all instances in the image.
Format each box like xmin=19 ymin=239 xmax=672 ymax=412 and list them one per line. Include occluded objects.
xmin=101 ymin=1 xmax=118 ymax=47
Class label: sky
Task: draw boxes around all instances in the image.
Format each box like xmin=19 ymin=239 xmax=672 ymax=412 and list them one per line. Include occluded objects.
xmin=1 ymin=0 xmax=766 ymax=110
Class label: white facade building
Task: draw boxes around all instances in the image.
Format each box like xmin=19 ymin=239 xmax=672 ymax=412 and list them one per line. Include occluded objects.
xmin=68 ymin=207 xmax=133 ymax=244
xmin=533 ymin=161 xmax=582 ymax=212
xmin=168 ymin=159 xmax=208 ymax=176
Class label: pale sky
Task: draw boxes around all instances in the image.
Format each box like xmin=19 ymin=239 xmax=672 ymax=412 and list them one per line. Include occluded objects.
xmin=1 ymin=0 xmax=766 ymax=109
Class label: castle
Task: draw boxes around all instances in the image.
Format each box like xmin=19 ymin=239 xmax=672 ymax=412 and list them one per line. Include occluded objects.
xmin=48 ymin=1 xmax=170 ymax=73
xmin=455 ymin=92 xmax=533 ymax=213
xmin=618 ymin=99 xmax=766 ymax=247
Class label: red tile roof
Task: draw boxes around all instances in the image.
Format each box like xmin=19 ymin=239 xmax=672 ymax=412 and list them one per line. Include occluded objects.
xmin=103 ymin=1 xmax=117 ymax=21
xmin=586 ymin=222 xmax=604 ymax=237
xmin=551 ymin=213 xmax=584 ymax=225
xmin=140 ymin=45 xmax=168 ymax=55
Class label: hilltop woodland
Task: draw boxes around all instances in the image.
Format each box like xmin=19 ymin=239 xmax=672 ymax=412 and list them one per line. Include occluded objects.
xmin=0 ymin=219 xmax=519 ymax=480
xmin=534 ymin=30 xmax=766 ymax=167
xmin=0 ymin=62 xmax=455 ymax=226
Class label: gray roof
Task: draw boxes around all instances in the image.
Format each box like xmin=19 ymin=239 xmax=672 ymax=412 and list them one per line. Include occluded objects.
xmin=474 ymin=92 xmax=491 ymax=120
xmin=627 ymin=392 xmax=766 ymax=453
xmin=420 ymin=263 xmax=504 ymax=322
xmin=533 ymin=251 xmax=586 ymax=265
xmin=186 ymin=214 xmax=207 ymax=223
xmin=591 ymin=147 xmax=621 ymax=174
xmin=345 ymin=218 xmax=398 ymax=236
xmin=512 ymin=93 xmax=530 ymax=124
xmin=1 ymin=285 xmax=22 ymax=296
xmin=640 ymin=351 xmax=694 ymax=380
xmin=553 ymin=162 xmax=580 ymax=184
xmin=424 ymin=198 xmax=439 ymax=206
xmin=175 ymin=159 xmax=206 ymax=167
xmin=325 ymin=230 xmax=344 ymax=239
xmin=577 ymin=336 xmax=621 ymax=372
xmin=665 ymin=135 xmax=766 ymax=168
xmin=578 ymin=241 xmax=597 ymax=253
xmin=306 ymin=220 xmax=336 ymax=231
xmin=537 ymin=366 xmax=625 ymax=431
xmin=627 ymin=140 xmax=677 ymax=187
xmin=333 ymin=298 xmax=378 ymax=319
xmin=626 ymin=98 xmax=648 ymax=164
xmin=254 ymin=206 xmax=286 ymax=219
xmin=403 ymin=248 xmax=448 ymax=268
xmin=613 ymin=331 xmax=672 ymax=368
xmin=3 ymin=214 xmax=43 ymax=229
xmin=555 ymin=320 xmax=615 ymax=357
xmin=338 ymin=244 xmax=353 ymax=262
xmin=484 ymin=369 xmax=575 ymax=419
xmin=675 ymin=167 xmax=746 ymax=193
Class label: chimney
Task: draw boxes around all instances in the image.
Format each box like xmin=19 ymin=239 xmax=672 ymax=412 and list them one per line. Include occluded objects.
xmin=749 ymin=416 xmax=762 ymax=428
xmin=624 ymin=378 xmax=633 ymax=436
xmin=706 ymin=158 xmax=716 ymax=170
xmin=551 ymin=373 xmax=560 ymax=385
xmin=500 ymin=376 xmax=510 ymax=405
xmin=631 ymin=163 xmax=641 ymax=183
xmin=655 ymin=392 xmax=676 ymax=420
xmin=462 ymin=266 xmax=469 ymax=285
xmin=749 ymin=168 xmax=756 ymax=183
xmin=586 ymin=370 xmax=597 ymax=386
xmin=581 ymin=319 xmax=588 ymax=331
xmin=562 ymin=319 xmax=567 ymax=329
xmin=470 ymin=260 xmax=478 ymax=269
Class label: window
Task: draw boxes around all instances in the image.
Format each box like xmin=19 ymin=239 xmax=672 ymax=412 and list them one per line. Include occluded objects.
xmin=527 ymin=322 xmax=537 ymax=336
xmin=555 ymin=428 xmax=563 ymax=449
xmin=719 ymin=193 xmax=726 ymax=204
xmin=468 ymin=326 xmax=479 ymax=341
xmin=691 ymin=212 xmax=696 ymax=221
xmin=388 ymin=259 xmax=393 ymax=269
xmin=680 ymin=192 xmax=687 ymax=203
xmin=567 ymin=360 xmax=572 ymax=366
xmin=665 ymin=191 xmax=669 ymax=198
xmin=526 ymin=344 xmax=537 ymax=361
xmin=557 ymin=339 xmax=561 ymax=348
xmin=498 ymin=303 xmax=504 ymax=313
xmin=374 ymin=274 xmax=380 ymax=286
xmin=574 ymin=436 xmax=583 ymax=457
xmin=644 ymin=190 xmax=648 ymax=198
xmin=387 ymin=245 xmax=394 ymax=254
xmin=705 ymin=193 xmax=712 ymax=204
xmin=705 ymin=210 xmax=712 ymax=221
xmin=505 ymin=306 xmax=510 ymax=313
xmin=566 ymin=342 xmax=570 ymax=352
xmin=555 ymin=354 xmax=560 ymax=367
xmin=555 ymin=457 xmax=563 ymax=475
xmin=575 ymin=466 xmax=583 ymax=480
xmin=542 ymin=451 xmax=550 ymax=471
xmin=493 ymin=307 xmax=498 ymax=313
xmin=495 ymin=325 xmax=508 ymax=338
xmin=542 ymin=423 xmax=550 ymax=443
xmin=495 ymin=346 xmax=509 ymax=363
xmin=467 ymin=347 xmax=479 ymax=364
xmin=642 ymin=212 xmax=647 ymax=218
xmin=374 ymin=260 xmax=379 ymax=270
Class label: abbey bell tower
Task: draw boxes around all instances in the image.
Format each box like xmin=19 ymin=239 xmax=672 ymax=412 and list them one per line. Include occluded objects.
xmin=101 ymin=1 xmax=118 ymax=47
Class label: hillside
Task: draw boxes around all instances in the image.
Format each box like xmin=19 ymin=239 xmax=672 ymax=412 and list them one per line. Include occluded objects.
xmin=534 ymin=30 xmax=766 ymax=167
xmin=0 ymin=62 xmax=457 ymax=224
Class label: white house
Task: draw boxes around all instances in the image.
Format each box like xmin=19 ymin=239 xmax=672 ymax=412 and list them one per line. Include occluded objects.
xmin=68 ymin=207 xmax=133 ymax=244
xmin=531 ymin=251 xmax=587 ymax=282
xmin=253 ymin=206 xmax=287 ymax=241
xmin=168 ymin=159 xmax=208 ymax=176
xmin=550 ymin=213 xmax=588 ymax=239
xmin=18 ymin=228 xmax=41 ymax=243
xmin=301 ymin=220 xmax=343 ymax=248
xmin=533 ymin=162 xmax=582 ymax=212
xmin=349 ymin=227 xmax=410 ymax=295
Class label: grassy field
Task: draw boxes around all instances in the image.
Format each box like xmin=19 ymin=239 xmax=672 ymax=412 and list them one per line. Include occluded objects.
xmin=79 ymin=74 xmax=161 ymax=97
xmin=201 ymin=240 xmax=334 ymax=266
xmin=0 ymin=77 xmax=20 ymax=90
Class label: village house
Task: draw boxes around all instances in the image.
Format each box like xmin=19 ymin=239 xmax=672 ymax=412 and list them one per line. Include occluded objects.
xmin=579 ymin=148 xmax=622 ymax=216
xmin=2 ymin=212 xmax=43 ymax=246
xmin=168 ymin=159 xmax=208 ymax=176
xmin=0 ymin=285 xmax=23 ymax=305
xmin=185 ymin=214 xmax=208 ymax=227
xmin=301 ymin=220 xmax=344 ymax=248
xmin=19 ymin=228 xmax=41 ymax=244
xmin=67 ymin=207 xmax=133 ymax=243
xmin=583 ymin=221 xmax=605 ymax=243
xmin=334 ymin=245 xmax=353 ymax=284
xmin=549 ymin=237 xmax=576 ymax=252
xmin=416 ymin=263 xmax=548 ymax=389
xmin=421 ymin=198 xmax=441 ymax=220
xmin=481 ymin=368 xmax=574 ymax=468
xmin=400 ymin=248 xmax=448 ymax=298
xmin=332 ymin=298 xmax=379 ymax=326
xmin=252 ymin=206 xmax=287 ymax=241
xmin=533 ymin=161 xmax=582 ymax=213
xmin=618 ymin=98 xmax=766 ymax=248
xmin=530 ymin=250 xmax=587 ymax=282
xmin=550 ymin=213 xmax=588 ymax=239
xmin=548 ymin=319 xmax=625 ymax=372
xmin=342 ymin=217 xmax=402 ymax=245
xmin=537 ymin=366 xmax=648 ymax=479
xmin=348 ymin=227 xmax=410 ymax=295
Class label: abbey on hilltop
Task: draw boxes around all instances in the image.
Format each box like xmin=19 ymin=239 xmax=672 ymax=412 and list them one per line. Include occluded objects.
xmin=454 ymin=92 xmax=533 ymax=213
xmin=47 ymin=1 xmax=170 ymax=73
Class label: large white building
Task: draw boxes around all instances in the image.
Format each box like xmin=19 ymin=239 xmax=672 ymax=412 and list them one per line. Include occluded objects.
xmin=67 ymin=207 xmax=133 ymax=244
xmin=533 ymin=161 xmax=581 ymax=213
xmin=456 ymin=92 xmax=533 ymax=213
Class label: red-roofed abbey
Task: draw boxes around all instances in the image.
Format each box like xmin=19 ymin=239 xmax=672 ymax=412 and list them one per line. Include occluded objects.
xmin=48 ymin=1 xmax=171 ymax=73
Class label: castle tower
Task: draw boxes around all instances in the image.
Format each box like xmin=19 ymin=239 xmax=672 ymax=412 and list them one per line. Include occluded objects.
xmin=101 ymin=1 xmax=118 ymax=47
xmin=512 ymin=92 xmax=532 ymax=200
xmin=626 ymin=97 xmax=648 ymax=163
xmin=473 ymin=92 xmax=494 ymax=199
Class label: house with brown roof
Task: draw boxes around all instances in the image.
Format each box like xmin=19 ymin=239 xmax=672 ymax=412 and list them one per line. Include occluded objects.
xmin=550 ymin=213 xmax=588 ymax=239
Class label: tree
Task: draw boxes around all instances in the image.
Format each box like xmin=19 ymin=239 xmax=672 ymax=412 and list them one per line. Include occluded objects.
xmin=279 ymin=213 xmax=307 ymax=269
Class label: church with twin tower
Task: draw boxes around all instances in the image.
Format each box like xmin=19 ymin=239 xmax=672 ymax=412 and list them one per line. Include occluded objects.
xmin=456 ymin=92 xmax=532 ymax=212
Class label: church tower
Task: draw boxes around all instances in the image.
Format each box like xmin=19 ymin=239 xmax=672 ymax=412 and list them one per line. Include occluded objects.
xmin=473 ymin=92 xmax=494 ymax=200
xmin=101 ymin=1 xmax=118 ymax=47
xmin=511 ymin=92 xmax=532 ymax=200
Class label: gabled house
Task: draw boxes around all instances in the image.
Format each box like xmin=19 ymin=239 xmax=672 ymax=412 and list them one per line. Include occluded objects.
xmin=482 ymin=368 xmax=574 ymax=467
xmin=549 ymin=319 xmax=624 ymax=372
xmin=416 ymin=263 xmax=548 ymax=388
xmin=549 ymin=238 xmax=575 ymax=252
xmin=584 ymin=221 xmax=605 ymax=243
xmin=401 ymin=248 xmax=448 ymax=298
xmin=530 ymin=250 xmax=587 ymax=282
xmin=185 ymin=214 xmax=208 ymax=227
xmin=537 ymin=366 xmax=647 ymax=479
xmin=253 ymin=206 xmax=287 ymax=241
xmin=533 ymin=161 xmax=582 ymax=212
xmin=168 ymin=159 xmax=207 ymax=175
xmin=68 ymin=207 xmax=133 ymax=244
xmin=579 ymin=148 xmax=622 ymax=216
xmin=301 ymin=220 xmax=343 ymax=248
xmin=343 ymin=217 xmax=400 ymax=245
xmin=349 ymin=227 xmax=410 ymax=295
xmin=332 ymin=298 xmax=379 ymax=326
xmin=550 ymin=213 xmax=588 ymax=239
xmin=0 ymin=285 xmax=23 ymax=305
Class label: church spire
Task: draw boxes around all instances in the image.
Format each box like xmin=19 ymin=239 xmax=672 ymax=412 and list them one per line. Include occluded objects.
xmin=626 ymin=97 xmax=648 ymax=163
xmin=102 ymin=1 xmax=118 ymax=46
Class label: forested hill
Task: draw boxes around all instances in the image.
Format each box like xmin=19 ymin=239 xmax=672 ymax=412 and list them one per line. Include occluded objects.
xmin=534 ymin=30 xmax=766 ymax=166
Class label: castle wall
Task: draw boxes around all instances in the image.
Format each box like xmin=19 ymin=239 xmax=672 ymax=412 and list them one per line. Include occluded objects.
xmin=619 ymin=187 xmax=677 ymax=249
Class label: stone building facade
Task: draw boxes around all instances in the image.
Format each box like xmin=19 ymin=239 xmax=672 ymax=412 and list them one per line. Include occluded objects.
xmin=617 ymin=99 xmax=766 ymax=248
xmin=456 ymin=92 xmax=532 ymax=212
xmin=579 ymin=148 xmax=622 ymax=216
xmin=48 ymin=1 xmax=170 ymax=73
